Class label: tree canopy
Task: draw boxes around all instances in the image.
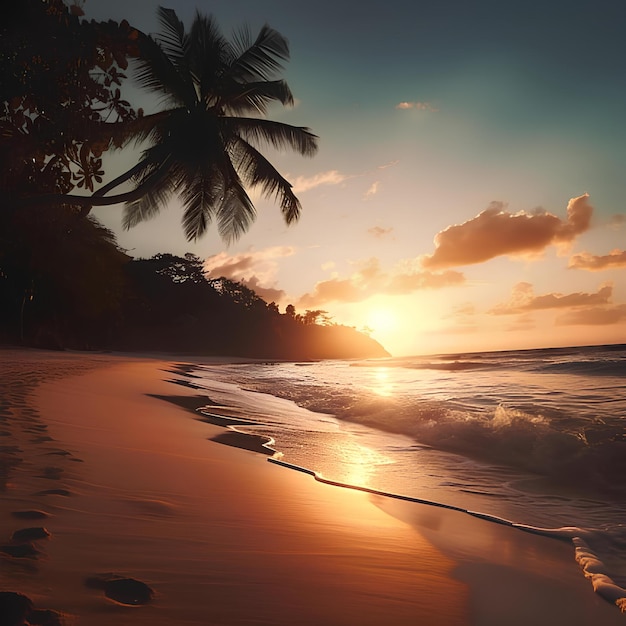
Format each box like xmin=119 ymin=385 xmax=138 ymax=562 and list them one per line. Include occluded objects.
xmin=0 ymin=0 xmax=141 ymax=197
xmin=7 ymin=5 xmax=318 ymax=243
xmin=0 ymin=4 xmax=387 ymax=359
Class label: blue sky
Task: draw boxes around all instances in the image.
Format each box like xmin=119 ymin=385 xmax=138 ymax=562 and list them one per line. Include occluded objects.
xmin=84 ymin=0 xmax=626 ymax=355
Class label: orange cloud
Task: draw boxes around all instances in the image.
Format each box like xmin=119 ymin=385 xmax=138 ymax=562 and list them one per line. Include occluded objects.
xmin=297 ymin=258 xmax=464 ymax=307
xmin=240 ymin=276 xmax=285 ymax=303
xmin=291 ymin=170 xmax=350 ymax=193
xmin=568 ymin=249 xmax=626 ymax=271
xmin=368 ymin=226 xmax=394 ymax=239
xmin=364 ymin=181 xmax=379 ymax=198
xmin=490 ymin=282 xmax=613 ymax=315
xmin=422 ymin=194 xmax=593 ymax=269
xmin=205 ymin=247 xmax=294 ymax=279
xmin=610 ymin=214 xmax=625 ymax=227
xmin=386 ymin=270 xmax=464 ymax=294
xmin=556 ymin=305 xmax=626 ymax=326
xmin=204 ymin=247 xmax=294 ymax=302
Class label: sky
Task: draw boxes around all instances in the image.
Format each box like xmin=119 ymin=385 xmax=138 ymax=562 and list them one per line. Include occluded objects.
xmin=82 ymin=0 xmax=625 ymax=356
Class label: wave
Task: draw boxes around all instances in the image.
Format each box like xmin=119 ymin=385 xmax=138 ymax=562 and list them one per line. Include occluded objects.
xmin=532 ymin=359 xmax=626 ymax=377
xmin=178 ymin=359 xmax=626 ymax=612
xmin=264 ymin=378 xmax=626 ymax=495
xmin=360 ymin=344 xmax=626 ymax=377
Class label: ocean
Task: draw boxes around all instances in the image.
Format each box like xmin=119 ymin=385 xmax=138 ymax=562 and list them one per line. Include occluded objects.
xmin=175 ymin=343 xmax=626 ymax=609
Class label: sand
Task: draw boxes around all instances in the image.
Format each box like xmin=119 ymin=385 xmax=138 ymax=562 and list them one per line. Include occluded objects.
xmin=0 ymin=349 xmax=623 ymax=625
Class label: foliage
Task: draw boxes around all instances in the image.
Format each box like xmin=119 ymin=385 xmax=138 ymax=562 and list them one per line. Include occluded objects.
xmin=0 ymin=5 xmax=355 ymax=358
xmin=7 ymin=6 xmax=317 ymax=244
xmin=114 ymin=254 xmax=389 ymax=359
xmin=0 ymin=0 xmax=143 ymax=346
xmin=0 ymin=0 xmax=141 ymax=197
xmin=117 ymin=7 xmax=318 ymax=242
xmin=0 ymin=205 xmax=129 ymax=348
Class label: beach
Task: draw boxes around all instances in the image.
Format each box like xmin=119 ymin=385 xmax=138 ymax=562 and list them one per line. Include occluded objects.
xmin=0 ymin=349 xmax=623 ymax=625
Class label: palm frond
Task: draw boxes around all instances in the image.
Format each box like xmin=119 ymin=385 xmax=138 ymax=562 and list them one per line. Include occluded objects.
xmin=115 ymin=8 xmax=316 ymax=243
xmin=220 ymin=79 xmax=294 ymax=115
xmin=187 ymin=12 xmax=227 ymax=104
xmin=231 ymin=138 xmax=301 ymax=224
xmin=224 ymin=117 xmax=318 ymax=157
xmin=155 ymin=7 xmax=189 ymax=68
xmin=216 ymin=181 xmax=256 ymax=244
xmin=135 ymin=32 xmax=196 ymax=107
xmin=122 ymin=188 xmax=170 ymax=230
xmin=111 ymin=110 xmax=173 ymax=148
xmin=226 ymin=25 xmax=290 ymax=83
xmin=178 ymin=164 xmax=225 ymax=241
xmin=122 ymin=156 xmax=175 ymax=229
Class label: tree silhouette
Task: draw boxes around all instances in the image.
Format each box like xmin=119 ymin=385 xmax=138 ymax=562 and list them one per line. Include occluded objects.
xmin=17 ymin=7 xmax=318 ymax=243
xmin=0 ymin=0 xmax=140 ymax=197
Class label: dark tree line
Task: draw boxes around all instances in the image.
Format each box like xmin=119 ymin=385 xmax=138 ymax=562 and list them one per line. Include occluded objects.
xmin=0 ymin=2 xmax=388 ymax=359
xmin=114 ymin=253 xmax=389 ymax=359
xmin=1 ymin=250 xmax=389 ymax=359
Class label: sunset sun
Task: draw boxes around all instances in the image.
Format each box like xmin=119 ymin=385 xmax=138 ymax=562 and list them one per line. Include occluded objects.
xmin=366 ymin=308 xmax=397 ymax=334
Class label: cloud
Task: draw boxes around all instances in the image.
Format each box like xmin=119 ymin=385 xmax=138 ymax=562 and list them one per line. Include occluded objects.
xmin=396 ymin=101 xmax=439 ymax=112
xmin=364 ymin=181 xmax=379 ymax=198
xmin=490 ymin=282 xmax=613 ymax=315
xmin=290 ymin=170 xmax=350 ymax=193
xmin=297 ymin=278 xmax=364 ymax=307
xmin=378 ymin=160 xmax=399 ymax=170
xmin=239 ymin=276 xmax=286 ymax=303
xmin=368 ymin=226 xmax=394 ymax=239
xmin=386 ymin=269 xmax=464 ymax=294
xmin=568 ymin=249 xmax=626 ymax=271
xmin=610 ymin=214 xmax=625 ymax=227
xmin=556 ymin=305 xmax=626 ymax=326
xmin=296 ymin=257 xmax=464 ymax=308
xmin=204 ymin=247 xmax=294 ymax=302
xmin=422 ymin=194 xmax=593 ymax=269
xmin=204 ymin=247 xmax=294 ymax=279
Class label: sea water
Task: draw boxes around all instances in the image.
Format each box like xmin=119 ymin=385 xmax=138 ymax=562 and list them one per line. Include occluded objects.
xmin=177 ymin=343 xmax=626 ymax=607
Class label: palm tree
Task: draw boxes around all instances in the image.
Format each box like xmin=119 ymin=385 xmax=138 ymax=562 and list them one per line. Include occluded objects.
xmin=20 ymin=7 xmax=318 ymax=243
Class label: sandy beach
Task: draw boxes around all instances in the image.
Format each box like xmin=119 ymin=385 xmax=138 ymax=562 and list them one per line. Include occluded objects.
xmin=0 ymin=349 xmax=623 ymax=625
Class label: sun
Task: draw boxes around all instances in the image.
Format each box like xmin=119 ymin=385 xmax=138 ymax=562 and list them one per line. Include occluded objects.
xmin=366 ymin=308 xmax=397 ymax=334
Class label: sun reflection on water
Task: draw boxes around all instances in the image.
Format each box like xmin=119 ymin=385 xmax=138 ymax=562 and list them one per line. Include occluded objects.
xmin=368 ymin=368 xmax=394 ymax=397
xmin=325 ymin=436 xmax=393 ymax=489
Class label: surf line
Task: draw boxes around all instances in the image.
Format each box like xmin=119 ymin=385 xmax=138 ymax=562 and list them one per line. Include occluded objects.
xmin=269 ymin=457 xmax=523 ymax=526
xmin=267 ymin=457 xmax=626 ymax=611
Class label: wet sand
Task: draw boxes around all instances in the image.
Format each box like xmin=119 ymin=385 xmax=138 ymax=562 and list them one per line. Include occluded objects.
xmin=0 ymin=349 xmax=622 ymax=625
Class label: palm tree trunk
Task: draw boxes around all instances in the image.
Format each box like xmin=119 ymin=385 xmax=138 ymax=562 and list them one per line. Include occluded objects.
xmin=17 ymin=157 xmax=165 ymax=214
xmin=77 ymin=160 xmax=153 ymax=217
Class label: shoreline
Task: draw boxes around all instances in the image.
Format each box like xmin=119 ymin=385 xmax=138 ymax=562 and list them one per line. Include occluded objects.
xmin=1 ymin=349 xmax=623 ymax=624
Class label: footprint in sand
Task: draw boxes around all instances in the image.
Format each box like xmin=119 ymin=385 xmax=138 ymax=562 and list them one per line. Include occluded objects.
xmin=0 ymin=591 xmax=66 ymax=626
xmin=10 ymin=527 xmax=51 ymax=543
xmin=11 ymin=510 xmax=51 ymax=520
xmin=34 ymin=488 xmax=72 ymax=497
xmin=0 ymin=526 xmax=50 ymax=560
xmin=0 ymin=543 xmax=42 ymax=559
xmin=85 ymin=574 xmax=155 ymax=606
xmin=38 ymin=466 xmax=64 ymax=480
